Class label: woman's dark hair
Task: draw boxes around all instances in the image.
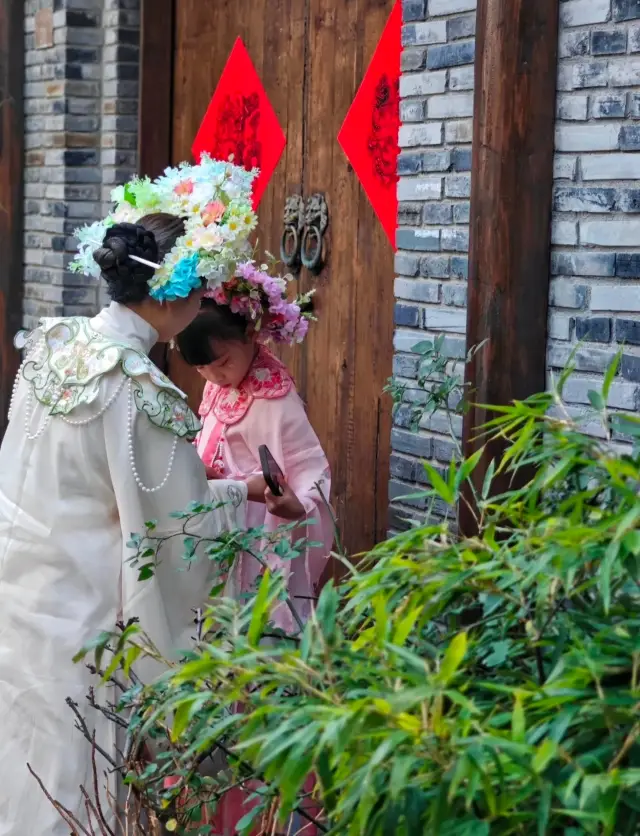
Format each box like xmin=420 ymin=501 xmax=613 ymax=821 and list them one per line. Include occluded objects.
xmin=176 ymin=298 xmax=249 ymax=366
xmin=92 ymin=213 xmax=186 ymax=304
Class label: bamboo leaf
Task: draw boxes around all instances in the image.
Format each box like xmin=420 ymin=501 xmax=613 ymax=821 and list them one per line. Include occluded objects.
xmin=532 ymin=739 xmax=557 ymax=774
xmin=602 ymin=353 xmax=621 ymax=401
xmin=392 ymin=606 xmax=422 ymax=648
xmin=537 ymin=783 xmax=552 ymax=836
xmin=482 ymin=459 xmax=496 ymax=500
xmin=423 ymin=463 xmax=455 ymax=505
xmin=439 ymin=632 xmax=467 ymax=685
xmin=248 ymin=570 xmax=271 ymax=647
xmin=512 ymin=692 xmax=526 ymax=743
xmin=171 ymin=698 xmax=195 ymax=742
xmin=588 ymin=389 xmax=605 ymax=411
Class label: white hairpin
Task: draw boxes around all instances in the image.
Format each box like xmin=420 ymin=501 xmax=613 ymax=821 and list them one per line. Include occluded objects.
xmin=129 ymin=254 xmax=162 ymax=270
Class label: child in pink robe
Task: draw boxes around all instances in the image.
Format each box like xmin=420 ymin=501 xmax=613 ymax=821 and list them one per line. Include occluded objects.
xmin=177 ymin=297 xmax=333 ymax=631
xmin=176 ymin=298 xmax=330 ymax=833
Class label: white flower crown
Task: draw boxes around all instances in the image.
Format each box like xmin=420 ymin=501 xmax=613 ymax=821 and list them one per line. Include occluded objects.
xmin=71 ymin=154 xmax=258 ymax=302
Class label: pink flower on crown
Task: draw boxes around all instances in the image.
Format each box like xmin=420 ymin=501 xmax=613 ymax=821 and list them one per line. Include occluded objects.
xmin=295 ymin=318 xmax=309 ymax=342
xmin=230 ymin=296 xmax=249 ymax=315
xmin=202 ymin=258 xmax=311 ymax=346
xmin=262 ymin=277 xmax=281 ymax=298
xmin=202 ymin=200 xmax=226 ymax=226
xmin=204 ymin=287 xmax=228 ymax=305
xmin=174 ymin=179 xmax=194 ymax=196
xmin=236 ymin=262 xmax=258 ymax=281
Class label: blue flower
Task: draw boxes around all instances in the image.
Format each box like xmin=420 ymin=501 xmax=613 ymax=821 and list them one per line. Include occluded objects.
xmin=150 ymin=254 xmax=202 ymax=302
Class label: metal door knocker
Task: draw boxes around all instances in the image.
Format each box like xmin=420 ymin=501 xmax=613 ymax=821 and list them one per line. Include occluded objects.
xmin=301 ymin=193 xmax=328 ymax=273
xmin=279 ymin=194 xmax=305 ymax=269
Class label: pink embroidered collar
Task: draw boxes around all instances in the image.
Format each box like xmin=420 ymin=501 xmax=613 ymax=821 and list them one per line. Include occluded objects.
xmin=200 ymin=347 xmax=293 ymax=426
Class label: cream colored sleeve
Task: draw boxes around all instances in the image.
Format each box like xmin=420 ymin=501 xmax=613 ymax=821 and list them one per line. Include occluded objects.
xmin=102 ymin=374 xmax=247 ymax=658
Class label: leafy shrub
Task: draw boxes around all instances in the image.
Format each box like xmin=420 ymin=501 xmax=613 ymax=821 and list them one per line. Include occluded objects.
xmin=72 ymin=362 xmax=640 ymax=835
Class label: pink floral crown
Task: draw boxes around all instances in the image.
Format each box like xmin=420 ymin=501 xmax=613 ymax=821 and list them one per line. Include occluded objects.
xmin=203 ymin=260 xmax=314 ymax=346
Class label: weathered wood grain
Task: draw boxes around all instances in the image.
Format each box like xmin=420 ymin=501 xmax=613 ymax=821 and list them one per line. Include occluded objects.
xmin=461 ymin=0 xmax=560 ymax=534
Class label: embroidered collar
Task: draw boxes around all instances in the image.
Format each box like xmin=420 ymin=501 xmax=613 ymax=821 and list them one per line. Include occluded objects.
xmin=200 ymin=347 xmax=293 ymax=426
xmin=15 ymin=316 xmax=200 ymax=440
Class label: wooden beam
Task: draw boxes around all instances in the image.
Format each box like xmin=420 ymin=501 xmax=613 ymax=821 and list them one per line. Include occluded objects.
xmin=0 ymin=0 xmax=24 ymax=438
xmin=461 ymin=0 xmax=559 ymax=532
xmin=139 ymin=0 xmax=174 ymax=372
xmin=138 ymin=0 xmax=174 ymax=179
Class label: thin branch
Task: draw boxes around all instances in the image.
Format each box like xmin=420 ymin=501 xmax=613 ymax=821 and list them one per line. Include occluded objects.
xmin=244 ymin=547 xmax=305 ymax=633
xmin=315 ymin=480 xmax=344 ymax=559
xmin=79 ymin=787 xmax=110 ymax=836
xmin=609 ymin=721 xmax=640 ymax=771
xmin=105 ymin=785 xmax=126 ymax=836
xmin=91 ymin=735 xmax=116 ymax=836
xmin=28 ymin=763 xmax=92 ymax=836
xmin=86 ymin=664 xmax=129 ymax=693
xmin=83 ymin=797 xmax=97 ymax=836
xmin=87 ymin=688 xmax=128 ymax=729
xmin=66 ymin=698 xmax=119 ymax=770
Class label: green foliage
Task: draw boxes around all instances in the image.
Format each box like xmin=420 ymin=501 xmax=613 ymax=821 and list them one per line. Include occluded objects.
xmin=80 ymin=362 xmax=640 ymax=835
xmin=384 ymin=335 xmax=485 ymax=432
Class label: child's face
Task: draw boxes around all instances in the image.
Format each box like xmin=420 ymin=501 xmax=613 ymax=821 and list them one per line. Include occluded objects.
xmin=196 ymin=337 xmax=257 ymax=389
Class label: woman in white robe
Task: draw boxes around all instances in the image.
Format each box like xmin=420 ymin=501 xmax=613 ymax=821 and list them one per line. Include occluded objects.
xmin=0 ymin=217 xmax=248 ymax=835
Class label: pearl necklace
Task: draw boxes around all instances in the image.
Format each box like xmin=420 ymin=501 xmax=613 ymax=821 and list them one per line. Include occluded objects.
xmin=61 ymin=375 xmax=126 ymax=426
xmin=127 ymin=379 xmax=177 ymax=493
xmin=7 ymin=358 xmax=27 ymax=423
xmin=8 ymin=335 xmax=44 ymax=425
xmin=23 ymin=388 xmax=53 ymax=441
xmin=14 ymin=346 xmax=127 ymax=438
xmin=12 ymin=346 xmax=178 ymax=494
xmin=20 ymin=343 xmax=57 ymax=441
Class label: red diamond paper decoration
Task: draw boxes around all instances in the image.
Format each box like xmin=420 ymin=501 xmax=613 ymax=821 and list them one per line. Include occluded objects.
xmin=338 ymin=1 xmax=401 ymax=246
xmin=192 ymin=38 xmax=286 ymax=210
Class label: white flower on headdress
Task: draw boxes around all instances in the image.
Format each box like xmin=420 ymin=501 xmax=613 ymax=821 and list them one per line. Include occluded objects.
xmin=222 ymin=181 xmax=243 ymax=200
xmin=192 ymin=225 xmax=224 ymax=251
xmin=112 ymin=205 xmax=140 ymax=225
xmin=111 ymin=185 xmax=126 ymax=205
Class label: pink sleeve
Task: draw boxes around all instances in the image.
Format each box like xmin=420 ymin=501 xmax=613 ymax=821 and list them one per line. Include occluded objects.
xmin=242 ymin=392 xmax=334 ymax=601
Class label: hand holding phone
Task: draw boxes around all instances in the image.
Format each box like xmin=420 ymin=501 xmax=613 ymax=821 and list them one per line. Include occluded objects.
xmin=258 ymin=444 xmax=284 ymax=497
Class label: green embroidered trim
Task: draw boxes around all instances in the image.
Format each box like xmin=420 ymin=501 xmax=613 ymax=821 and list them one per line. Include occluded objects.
xmin=15 ymin=317 xmax=201 ymax=440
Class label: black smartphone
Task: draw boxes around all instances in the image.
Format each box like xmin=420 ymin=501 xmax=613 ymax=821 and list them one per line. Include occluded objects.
xmin=258 ymin=444 xmax=284 ymax=497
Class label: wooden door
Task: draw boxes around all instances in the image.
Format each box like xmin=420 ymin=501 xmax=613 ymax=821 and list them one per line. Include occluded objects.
xmin=170 ymin=0 xmax=394 ymax=555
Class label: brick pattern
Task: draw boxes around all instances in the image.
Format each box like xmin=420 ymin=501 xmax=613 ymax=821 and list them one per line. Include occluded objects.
xmin=391 ymin=0 xmax=476 ymax=529
xmin=22 ymin=0 xmax=140 ymax=329
xmin=100 ymin=0 xmax=140 ymax=307
xmin=551 ymin=0 xmax=640 ymax=419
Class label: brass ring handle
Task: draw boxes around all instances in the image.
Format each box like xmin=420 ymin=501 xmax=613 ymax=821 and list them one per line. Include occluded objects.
xmin=300 ymin=224 xmax=324 ymax=272
xmin=280 ymin=194 xmax=305 ymax=273
xmin=300 ymin=193 xmax=328 ymax=275
xmin=280 ymin=225 xmax=300 ymax=268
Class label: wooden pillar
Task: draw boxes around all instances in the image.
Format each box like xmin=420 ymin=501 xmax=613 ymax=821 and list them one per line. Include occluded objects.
xmin=460 ymin=0 xmax=560 ymax=533
xmin=139 ymin=0 xmax=174 ymax=371
xmin=0 ymin=0 xmax=24 ymax=438
xmin=138 ymin=0 xmax=174 ymax=179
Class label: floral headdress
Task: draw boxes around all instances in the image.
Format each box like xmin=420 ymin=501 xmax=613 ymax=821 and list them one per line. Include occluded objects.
xmin=70 ymin=154 xmax=313 ymax=346
xmin=205 ymin=260 xmax=314 ymax=345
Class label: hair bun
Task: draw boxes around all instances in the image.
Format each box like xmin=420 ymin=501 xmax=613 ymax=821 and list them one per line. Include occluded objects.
xmin=93 ymin=222 xmax=159 ymax=282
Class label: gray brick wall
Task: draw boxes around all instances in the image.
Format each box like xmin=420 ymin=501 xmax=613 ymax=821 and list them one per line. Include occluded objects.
xmin=391 ymin=0 xmax=475 ymax=529
xmin=550 ymin=0 xmax=640 ymax=421
xmin=23 ymin=0 xmax=139 ymax=329
xmin=392 ymin=0 xmax=640 ymax=529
